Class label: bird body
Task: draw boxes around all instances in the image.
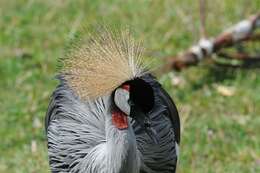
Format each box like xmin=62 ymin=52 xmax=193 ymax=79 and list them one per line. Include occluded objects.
xmin=45 ymin=29 xmax=180 ymax=173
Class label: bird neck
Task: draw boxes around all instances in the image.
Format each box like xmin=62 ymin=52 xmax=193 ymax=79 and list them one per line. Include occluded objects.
xmin=105 ymin=115 xmax=140 ymax=173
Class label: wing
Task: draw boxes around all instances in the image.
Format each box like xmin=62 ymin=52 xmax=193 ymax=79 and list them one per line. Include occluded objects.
xmin=133 ymin=74 xmax=180 ymax=173
xmin=157 ymin=84 xmax=180 ymax=144
xmin=45 ymin=81 xmax=107 ymax=173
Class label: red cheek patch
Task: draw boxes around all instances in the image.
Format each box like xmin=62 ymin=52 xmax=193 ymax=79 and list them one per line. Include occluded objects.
xmin=112 ymin=110 xmax=128 ymax=130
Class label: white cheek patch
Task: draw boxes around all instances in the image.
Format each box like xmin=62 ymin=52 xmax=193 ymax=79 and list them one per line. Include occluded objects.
xmin=114 ymin=88 xmax=130 ymax=115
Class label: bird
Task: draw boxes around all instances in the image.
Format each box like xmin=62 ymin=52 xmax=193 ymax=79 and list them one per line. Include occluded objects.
xmin=45 ymin=29 xmax=180 ymax=173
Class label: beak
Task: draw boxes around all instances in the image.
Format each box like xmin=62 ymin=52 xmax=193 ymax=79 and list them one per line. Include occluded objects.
xmin=130 ymin=103 xmax=159 ymax=144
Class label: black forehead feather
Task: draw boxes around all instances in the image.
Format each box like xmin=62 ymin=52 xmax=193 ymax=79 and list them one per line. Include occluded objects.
xmin=126 ymin=78 xmax=154 ymax=113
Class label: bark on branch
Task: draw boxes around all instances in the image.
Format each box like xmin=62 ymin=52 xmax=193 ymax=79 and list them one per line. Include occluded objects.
xmin=166 ymin=13 xmax=260 ymax=71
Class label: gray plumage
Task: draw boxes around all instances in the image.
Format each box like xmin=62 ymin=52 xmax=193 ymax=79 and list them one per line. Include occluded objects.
xmin=46 ymin=75 xmax=180 ymax=173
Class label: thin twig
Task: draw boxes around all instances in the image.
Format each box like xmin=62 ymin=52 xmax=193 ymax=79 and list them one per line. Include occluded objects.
xmin=199 ymin=0 xmax=207 ymax=38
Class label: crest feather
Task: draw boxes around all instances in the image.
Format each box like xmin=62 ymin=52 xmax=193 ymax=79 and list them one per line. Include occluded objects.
xmin=61 ymin=28 xmax=147 ymax=100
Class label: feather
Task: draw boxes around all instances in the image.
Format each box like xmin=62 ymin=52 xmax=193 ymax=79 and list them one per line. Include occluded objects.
xmin=61 ymin=28 xmax=148 ymax=100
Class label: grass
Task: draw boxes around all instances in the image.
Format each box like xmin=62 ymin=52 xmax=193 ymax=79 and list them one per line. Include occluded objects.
xmin=0 ymin=0 xmax=260 ymax=172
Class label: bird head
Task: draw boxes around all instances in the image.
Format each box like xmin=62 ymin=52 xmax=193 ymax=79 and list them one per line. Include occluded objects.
xmin=59 ymin=27 xmax=159 ymax=141
xmin=114 ymin=78 xmax=154 ymax=116
xmin=114 ymin=78 xmax=159 ymax=143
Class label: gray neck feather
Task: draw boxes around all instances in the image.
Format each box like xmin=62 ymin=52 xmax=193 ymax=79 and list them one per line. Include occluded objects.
xmin=47 ymin=89 xmax=140 ymax=173
xmin=105 ymin=112 xmax=140 ymax=173
xmin=103 ymin=95 xmax=140 ymax=173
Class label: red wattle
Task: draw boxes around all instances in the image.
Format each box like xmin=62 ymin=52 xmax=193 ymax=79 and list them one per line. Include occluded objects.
xmin=112 ymin=110 xmax=128 ymax=130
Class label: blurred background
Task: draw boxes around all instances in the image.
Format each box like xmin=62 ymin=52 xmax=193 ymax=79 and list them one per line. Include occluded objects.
xmin=0 ymin=0 xmax=259 ymax=172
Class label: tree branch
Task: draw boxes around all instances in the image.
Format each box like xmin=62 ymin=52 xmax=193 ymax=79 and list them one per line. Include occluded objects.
xmin=166 ymin=13 xmax=260 ymax=71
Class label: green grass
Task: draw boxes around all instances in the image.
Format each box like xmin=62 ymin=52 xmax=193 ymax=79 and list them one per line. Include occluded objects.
xmin=0 ymin=0 xmax=260 ymax=172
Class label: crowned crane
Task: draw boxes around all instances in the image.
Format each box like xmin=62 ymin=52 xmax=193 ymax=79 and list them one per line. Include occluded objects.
xmin=45 ymin=29 xmax=180 ymax=173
